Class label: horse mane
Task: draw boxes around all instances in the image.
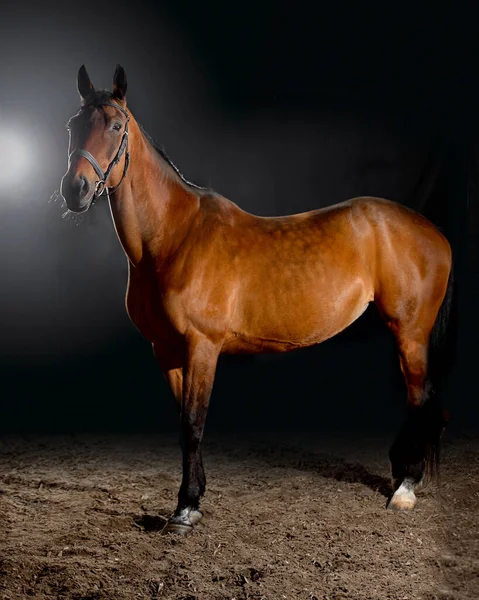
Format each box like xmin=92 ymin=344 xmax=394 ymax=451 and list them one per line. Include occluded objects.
xmin=138 ymin=125 xmax=211 ymax=193
xmin=82 ymin=89 xmax=211 ymax=193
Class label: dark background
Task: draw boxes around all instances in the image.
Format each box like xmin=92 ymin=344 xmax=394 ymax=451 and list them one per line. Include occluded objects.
xmin=0 ymin=0 xmax=477 ymax=435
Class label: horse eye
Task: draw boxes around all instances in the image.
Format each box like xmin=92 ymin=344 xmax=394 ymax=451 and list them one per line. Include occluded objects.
xmin=112 ymin=123 xmax=122 ymax=132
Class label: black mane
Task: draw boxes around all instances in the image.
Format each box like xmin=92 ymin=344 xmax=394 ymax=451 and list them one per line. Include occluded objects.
xmin=82 ymin=89 xmax=210 ymax=192
xmin=138 ymin=125 xmax=210 ymax=192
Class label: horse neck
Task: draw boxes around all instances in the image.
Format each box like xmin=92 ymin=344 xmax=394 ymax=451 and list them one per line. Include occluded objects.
xmin=107 ymin=115 xmax=200 ymax=268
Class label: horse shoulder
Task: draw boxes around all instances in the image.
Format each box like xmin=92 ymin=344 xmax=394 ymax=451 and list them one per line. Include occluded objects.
xmin=124 ymin=259 xmax=180 ymax=347
xmin=159 ymin=198 xmax=240 ymax=338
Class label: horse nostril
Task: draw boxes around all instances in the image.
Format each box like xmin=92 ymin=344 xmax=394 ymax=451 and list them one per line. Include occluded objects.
xmin=77 ymin=176 xmax=87 ymax=194
xmin=73 ymin=175 xmax=90 ymax=199
xmin=60 ymin=173 xmax=91 ymax=207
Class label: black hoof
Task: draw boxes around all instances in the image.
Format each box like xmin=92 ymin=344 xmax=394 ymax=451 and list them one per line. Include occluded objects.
xmin=160 ymin=508 xmax=203 ymax=535
xmin=161 ymin=521 xmax=193 ymax=536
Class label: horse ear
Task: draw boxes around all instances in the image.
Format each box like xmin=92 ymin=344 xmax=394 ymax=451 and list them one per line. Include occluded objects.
xmin=113 ymin=64 xmax=127 ymax=101
xmin=77 ymin=65 xmax=95 ymax=101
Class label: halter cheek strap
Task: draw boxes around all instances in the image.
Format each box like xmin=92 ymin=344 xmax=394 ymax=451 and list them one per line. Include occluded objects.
xmin=68 ymin=101 xmax=130 ymax=199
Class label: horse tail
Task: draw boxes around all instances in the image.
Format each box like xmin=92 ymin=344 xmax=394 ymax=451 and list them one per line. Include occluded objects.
xmin=424 ymin=259 xmax=457 ymax=478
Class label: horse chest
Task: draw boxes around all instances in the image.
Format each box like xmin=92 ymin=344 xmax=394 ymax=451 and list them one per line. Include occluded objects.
xmin=125 ymin=275 xmax=179 ymax=346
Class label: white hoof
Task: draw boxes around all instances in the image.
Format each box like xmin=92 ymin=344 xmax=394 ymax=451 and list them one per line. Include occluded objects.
xmin=387 ymin=480 xmax=418 ymax=511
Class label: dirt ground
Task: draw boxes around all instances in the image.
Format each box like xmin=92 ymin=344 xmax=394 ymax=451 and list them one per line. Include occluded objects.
xmin=0 ymin=431 xmax=477 ymax=600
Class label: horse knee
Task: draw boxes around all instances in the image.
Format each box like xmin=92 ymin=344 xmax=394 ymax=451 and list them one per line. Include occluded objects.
xmin=181 ymin=409 xmax=206 ymax=446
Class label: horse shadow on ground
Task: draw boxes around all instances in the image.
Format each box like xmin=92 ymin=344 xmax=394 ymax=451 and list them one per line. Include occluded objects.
xmin=133 ymin=513 xmax=167 ymax=532
xmin=131 ymin=438 xmax=394 ymax=532
xmin=132 ymin=454 xmax=392 ymax=532
xmin=131 ymin=452 xmax=392 ymax=531
xmin=214 ymin=441 xmax=393 ymax=500
xmin=291 ymin=454 xmax=392 ymax=499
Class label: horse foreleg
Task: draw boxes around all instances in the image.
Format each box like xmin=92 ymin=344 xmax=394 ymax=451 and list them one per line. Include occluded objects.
xmin=153 ymin=343 xmax=207 ymax=483
xmin=161 ymin=332 xmax=220 ymax=535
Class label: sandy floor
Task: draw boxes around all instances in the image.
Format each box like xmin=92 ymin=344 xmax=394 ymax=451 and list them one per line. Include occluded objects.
xmin=0 ymin=431 xmax=477 ymax=600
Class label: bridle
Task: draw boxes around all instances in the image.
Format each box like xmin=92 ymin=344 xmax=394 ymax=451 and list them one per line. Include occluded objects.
xmin=68 ymin=100 xmax=130 ymax=199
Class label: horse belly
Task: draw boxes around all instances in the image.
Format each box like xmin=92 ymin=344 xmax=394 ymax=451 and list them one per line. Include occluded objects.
xmin=225 ymin=276 xmax=372 ymax=354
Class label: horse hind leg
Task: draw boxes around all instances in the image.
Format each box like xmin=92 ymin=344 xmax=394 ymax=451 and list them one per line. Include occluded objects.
xmin=387 ymin=333 xmax=433 ymax=510
xmin=379 ymin=279 xmax=451 ymax=511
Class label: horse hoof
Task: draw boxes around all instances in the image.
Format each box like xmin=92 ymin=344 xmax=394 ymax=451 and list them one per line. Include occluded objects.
xmin=387 ymin=492 xmax=417 ymax=511
xmin=387 ymin=498 xmax=416 ymax=511
xmin=160 ymin=509 xmax=203 ymax=535
xmin=161 ymin=522 xmax=193 ymax=536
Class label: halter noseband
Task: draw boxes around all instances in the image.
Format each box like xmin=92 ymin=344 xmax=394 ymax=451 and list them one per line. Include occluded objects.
xmin=68 ymin=100 xmax=130 ymax=199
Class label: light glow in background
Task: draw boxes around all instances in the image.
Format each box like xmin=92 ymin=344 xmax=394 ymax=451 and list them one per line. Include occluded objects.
xmin=0 ymin=116 xmax=39 ymax=192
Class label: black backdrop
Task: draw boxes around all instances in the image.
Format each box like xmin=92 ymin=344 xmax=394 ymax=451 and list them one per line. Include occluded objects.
xmin=0 ymin=0 xmax=476 ymax=433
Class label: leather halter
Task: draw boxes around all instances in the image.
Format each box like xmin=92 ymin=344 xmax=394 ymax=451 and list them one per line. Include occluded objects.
xmin=68 ymin=101 xmax=130 ymax=199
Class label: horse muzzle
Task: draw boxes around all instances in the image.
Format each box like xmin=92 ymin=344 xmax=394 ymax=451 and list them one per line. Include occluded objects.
xmin=60 ymin=173 xmax=94 ymax=213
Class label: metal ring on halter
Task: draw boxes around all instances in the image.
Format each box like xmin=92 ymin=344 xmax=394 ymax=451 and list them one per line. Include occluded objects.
xmin=94 ymin=180 xmax=106 ymax=196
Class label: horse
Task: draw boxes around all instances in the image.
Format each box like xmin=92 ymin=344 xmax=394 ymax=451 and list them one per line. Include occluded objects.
xmin=60 ymin=65 xmax=455 ymax=535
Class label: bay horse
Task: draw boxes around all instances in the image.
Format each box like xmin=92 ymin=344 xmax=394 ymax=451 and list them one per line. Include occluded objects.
xmin=60 ymin=65 xmax=455 ymax=535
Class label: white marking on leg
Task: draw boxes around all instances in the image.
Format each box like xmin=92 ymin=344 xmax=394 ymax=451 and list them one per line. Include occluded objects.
xmin=169 ymin=507 xmax=203 ymax=526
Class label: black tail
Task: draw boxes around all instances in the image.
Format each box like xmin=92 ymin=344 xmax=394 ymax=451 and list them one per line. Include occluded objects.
xmin=428 ymin=260 xmax=457 ymax=386
xmin=424 ymin=260 xmax=457 ymax=477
